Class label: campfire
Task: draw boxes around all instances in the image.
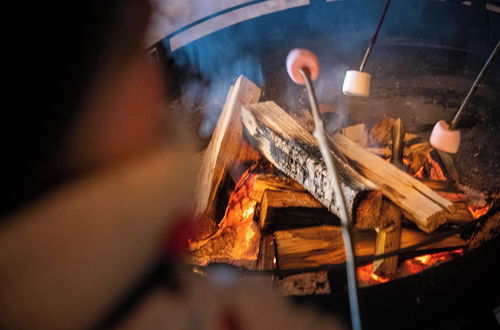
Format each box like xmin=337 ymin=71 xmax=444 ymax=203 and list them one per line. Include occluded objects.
xmin=187 ymin=75 xmax=497 ymax=295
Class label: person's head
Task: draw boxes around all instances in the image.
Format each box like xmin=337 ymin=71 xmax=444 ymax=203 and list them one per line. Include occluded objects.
xmin=4 ymin=0 xmax=167 ymax=216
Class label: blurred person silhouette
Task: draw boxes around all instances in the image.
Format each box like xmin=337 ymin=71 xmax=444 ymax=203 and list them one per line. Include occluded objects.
xmin=1 ymin=1 xmax=343 ymax=329
xmin=1 ymin=1 xmax=194 ymax=328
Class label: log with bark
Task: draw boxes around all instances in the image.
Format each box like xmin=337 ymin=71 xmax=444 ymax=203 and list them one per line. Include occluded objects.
xmin=242 ymin=101 xmax=454 ymax=233
xmin=274 ymin=225 xmax=466 ymax=270
xmin=241 ymin=101 xmax=380 ymax=227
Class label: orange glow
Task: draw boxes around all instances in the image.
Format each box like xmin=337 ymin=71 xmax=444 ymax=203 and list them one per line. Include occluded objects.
xmin=467 ymin=204 xmax=491 ymax=219
xmin=427 ymin=153 xmax=447 ymax=181
xmin=410 ymin=249 xmax=463 ymax=269
xmin=357 ymin=249 xmax=464 ymax=287
xmin=356 ymin=264 xmax=390 ymax=286
xmin=402 ymin=156 xmax=411 ymax=165
xmin=188 ymin=170 xmax=261 ymax=267
xmin=370 ymin=272 xmax=390 ymax=283
xmin=414 ymin=254 xmax=432 ymax=265
xmin=414 ymin=166 xmax=425 ymax=179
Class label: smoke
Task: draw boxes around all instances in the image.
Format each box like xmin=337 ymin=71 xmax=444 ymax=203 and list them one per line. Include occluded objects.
xmin=158 ymin=0 xmax=495 ymax=138
xmin=164 ymin=8 xmax=266 ymax=137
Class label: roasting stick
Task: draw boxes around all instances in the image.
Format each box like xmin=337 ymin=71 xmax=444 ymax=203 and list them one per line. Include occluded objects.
xmin=343 ymin=0 xmax=392 ymax=97
xmin=430 ymin=40 xmax=500 ymax=153
xmin=287 ymin=49 xmax=362 ymax=330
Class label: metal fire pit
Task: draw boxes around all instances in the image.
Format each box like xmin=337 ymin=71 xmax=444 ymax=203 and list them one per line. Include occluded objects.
xmin=150 ymin=0 xmax=500 ymax=328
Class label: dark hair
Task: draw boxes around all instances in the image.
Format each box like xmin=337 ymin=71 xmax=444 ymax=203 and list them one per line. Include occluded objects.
xmin=2 ymin=1 xmax=150 ymax=216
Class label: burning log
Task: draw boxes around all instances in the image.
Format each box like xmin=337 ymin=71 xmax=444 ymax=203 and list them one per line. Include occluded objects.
xmin=418 ymin=179 xmax=451 ymax=191
xmin=369 ymin=116 xmax=396 ymax=146
xmin=372 ymin=200 xmax=402 ymax=277
xmin=447 ymin=202 xmax=474 ymax=224
xmin=434 ymin=149 xmax=460 ymax=184
xmin=355 ymin=191 xmax=383 ymax=229
xmin=189 ymin=172 xmax=312 ymax=268
xmin=255 ymin=235 xmax=277 ymax=284
xmin=403 ymin=142 xmax=433 ymax=175
xmin=241 ymin=101 xmax=380 ymax=226
xmin=372 ymin=119 xmax=404 ymax=277
xmin=366 ymin=147 xmax=391 ymax=158
xmin=390 ymin=118 xmax=404 ymax=168
xmin=258 ymin=190 xmax=331 ymax=232
xmin=251 ymin=174 xmax=306 ymax=198
xmin=404 ymin=132 xmax=419 ymax=144
xmin=194 ymin=75 xmax=262 ymax=237
xmin=258 ymin=189 xmax=382 ymax=231
xmin=274 ymin=225 xmax=466 ymax=270
xmin=332 ymin=133 xmax=454 ymax=233
xmin=342 ymin=123 xmax=368 ymax=148
xmin=467 ymin=210 xmax=500 ymax=250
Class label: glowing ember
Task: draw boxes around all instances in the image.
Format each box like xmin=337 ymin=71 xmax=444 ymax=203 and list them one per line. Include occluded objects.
xmin=411 ymin=249 xmax=463 ymax=267
xmin=414 ymin=166 xmax=425 ymax=179
xmin=427 ymin=153 xmax=447 ymax=181
xmin=467 ymin=204 xmax=491 ymax=219
xmin=414 ymin=254 xmax=432 ymax=265
xmin=357 ymin=264 xmax=390 ymax=286
xmin=357 ymin=249 xmax=464 ymax=287
xmin=188 ymin=170 xmax=261 ymax=268
xmin=370 ymin=271 xmax=390 ymax=283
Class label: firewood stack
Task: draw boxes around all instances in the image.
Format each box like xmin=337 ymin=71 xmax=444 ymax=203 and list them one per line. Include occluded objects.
xmin=189 ymin=75 xmax=493 ymax=294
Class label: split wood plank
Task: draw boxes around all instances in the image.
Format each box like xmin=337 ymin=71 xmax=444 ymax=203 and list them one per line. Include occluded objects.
xmin=372 ymin=119 xmax=405 ymax=276
xmin=274 ymin=225 xmax=466 ymax=270
xmin=195 ymin=76 xmax=262 ymax=222
xmin=332 ymin=133 xmax=454 ymax=233
xmin=372 ymin=200 xmax=402 ymax=277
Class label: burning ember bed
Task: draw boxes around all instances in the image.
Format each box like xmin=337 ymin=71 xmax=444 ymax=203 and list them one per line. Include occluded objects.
xmin=178 ymin=75 xmax=499 ymax=328
xmin=185 ymin=74 xmax=497 ymax=289
xmin=153 ymin=0 xmax=500 ymax=327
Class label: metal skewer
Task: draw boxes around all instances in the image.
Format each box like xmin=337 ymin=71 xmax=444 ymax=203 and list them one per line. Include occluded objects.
xmin=300 ymin=68 xmax=362 ymax=330
xmin=343 ymin=0 xmax=392 ymax=97
xmin=430 ymin=40 xmax=500 ymax=153
xmin=449 ymin=40 xmax=500 ymax=130
xmin=359 ymin=0 xmax=392 ymax=72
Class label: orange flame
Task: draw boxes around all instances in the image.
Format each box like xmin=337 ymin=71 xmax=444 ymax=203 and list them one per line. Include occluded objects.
xmin=427 ymin=153 xmax=447 ymax=181
xmin=370 ymin=272 xmax=391 ymax=283
xmin=467 ymin=204 xmax=491 ymax=219
xmin=357 ymin=249 xmax=464 ymax=287
xmin=188 ymin=170 xmax=261 ymax=267
xmin=414 ymin=254 xmax=432 ymax=265
xmin=414 ymin=166 xmax=425 ymax=179
xmin=411 ymin=249 xmax=463 ymax=267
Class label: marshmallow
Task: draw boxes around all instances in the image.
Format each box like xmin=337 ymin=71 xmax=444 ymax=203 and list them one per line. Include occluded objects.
xmin=342 ymin=70 xmax=371 ymax=97
xmin=286 ymin=49 xmax=320 ymax=85
xmin=430 ymin=120 xmax=461 ymax=153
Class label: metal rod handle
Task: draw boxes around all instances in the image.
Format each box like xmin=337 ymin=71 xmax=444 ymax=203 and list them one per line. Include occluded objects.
xmin=450 ymin=40 xmax=500 ymax=130
xmin=359 ymin=0 xmax=392 ymax=72
xmin=300 ymin=68 xmax=362 ymax=330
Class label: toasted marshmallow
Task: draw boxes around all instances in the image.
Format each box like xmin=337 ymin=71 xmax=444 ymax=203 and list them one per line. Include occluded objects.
xmin=342 ymin=70 xmax=371 ymax=97
xmin=430 ymin=120 xmax=461 ymax=153
xmin=286 ymin=48 xmax=320 ymax=85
